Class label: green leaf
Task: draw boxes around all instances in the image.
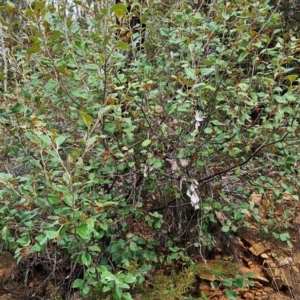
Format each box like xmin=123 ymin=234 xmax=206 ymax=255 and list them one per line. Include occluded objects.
xmin=102 ymin=201 xmax=118 ymax=207
xmin=204 ymin=127 xmax=213 ymax=134
xmin=231 ymin=225 xmax=237 ymax=232
xmin=211 ymin=120 xmax=223 ymax=126
xmin=0 ymin=173 xmax=13 ymax=181
xmin=222 ymin=11 xmax=230 ymax=20
xmin=76 ymin=225 xmax=90 ymax=240
xmin=142 ymin=139 xmax=152 ymax=147
xmin=21 ymin=89 xmax=31 ymax=99
xmin=49 ymin=30 xmax=63 ymax=41
xmin=222 ymin=225 xmax=230 ymax=232
xmin=229 ymin=147 xmax=242 ymax=157
xmin=98 ymin=105 xmax=113 ymax=118
xmin=71 ymin=89 xmax=89 ymax=99
xmin=0 ymin=110 xmax=13 ymax=118
xmin=110 ymin=3 xmax=127 ymax=20
xmin=89 ymin=245 xmax=101 ymax=252
xmin=81 ymin=252 xmax=92 ymax=266
xmin=238 ymin=51 xmax=249 ymax=63
xmin=110 ymin=3 xmax=127 ymax=12
xmin=116 ymin=41 xmax=131 ymax=49
xmin=35 ymin=234 xmax=48 ymax=245
xmin=85 ymin=64 xmax=99 ymax=70
xmin=223 ymin=279 xmax=233 ymax=287
xmin=214 ymin=202 xmax=222 ymax=211
xmin=98 ymin=265 xmax=108 ymax=273
xmin=225 ymin=290 xmax=238 ymax=300
xmin=233 ymin=275 xmax=244 ymax=288
xmin=101 ymin=270 xmax=115 ymax=283
xmin=201 ymin=67 xmax=215 ymax=76
xmin=79 ymin=112 xmax=93 ymax=130
xmin=129 ymin=241 xmax=142 ymax=251
xmin=55 ymin=135 xmax=67 ymax=147
xmin=104 ymin=123 xmax=115 ymax=133
xmin=27 ymin=45 xmax=40 ymax=53
xmin=114 ymin=9 xmax=126 ymax=20
xmin=17 ymin=236 xmax=30 ymax=246
xmin=159 ymin=28 xmax=170 ymax=36
xmin=86 ymin=217 xmax=95 ymax=228
xmin=118 ymin=282 xmax=130 ymax=289
xmin=123 ymin=292 xmax=134 ymax=300
xmin=62 ymin=172 xmax=71 ymax=184
xmin=82 ymin=284 xmax=90 ymax=295
xmin=75 ymin=40 xmax=87 ymax=49
xmin=279 ymin=232 xmax=290 ymax=241
xmin=287 ymin=74 xmax=298 ymax=84
xmin=46 ymin=230 xmax=60 ymax=240
xmin=73 ymin=279 xmax=84 ymax=288
xmin=123 ymin=274 xmax=137 ymax=284
xmin=286 ymin=156 xmax=296 ymax=164
xmin=262 ymin=225 xmax=268 ymax=234
xmin=86 ymin=135 xmax=100 ymax=147
xmin=6 ymin=1 xmax=15 ymax=11
xmin=233 ymin=211 xmax=243 ymax=222
xmin=184 ymin=67 xmax=196 ymax=80
xmin=247 ymin=280 xmax=255 ymax=286
xmin=1 ymin=226 xmax=10 ymax=240
xmin=63 ymin=195 xmax=73 ymax=207
xmin=262 ymin=123 xmax=273 ymax=130
xmin=169 ymin=246 xmax=181 ymax=252
xmin=30 ymin=244 xmax=42 ymax=253
xmin=117 ymin=163 xmax=126 ymax=171
xmin=11 ymin=103 xmax=22 ymax=113
xmin=45 ymin=78 xmax=58 ymax=92
xmin=113 ymin=286 xmax=123 ymax=300
xmin=211 ymin=281 xmax=219 ymax=290
xmin=245 ymin=271 xmax=254 ymax=277
xmin=34 ymin=1 xmax=46 ymax=10
xmin=38 ymin=134 xmax=51 ymax=147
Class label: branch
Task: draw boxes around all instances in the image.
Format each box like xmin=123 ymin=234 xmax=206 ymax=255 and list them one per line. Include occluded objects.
xmin=198 ymin=129 xmax=290 ymax=184
xmin=0 ymin=25 xmax=7 ymax=92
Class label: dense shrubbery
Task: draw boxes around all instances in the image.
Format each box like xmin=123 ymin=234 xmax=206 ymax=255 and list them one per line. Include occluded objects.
xmin=0 ymin=0 xmax=300 ymax=298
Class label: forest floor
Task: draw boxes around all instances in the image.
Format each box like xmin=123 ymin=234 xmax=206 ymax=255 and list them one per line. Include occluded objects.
xmin=0 ymin=193 xmax=300 ymax=300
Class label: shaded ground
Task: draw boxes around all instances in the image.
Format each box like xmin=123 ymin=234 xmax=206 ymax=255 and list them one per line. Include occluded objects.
xmin=0 ymin=251 xmax=81 ymax=300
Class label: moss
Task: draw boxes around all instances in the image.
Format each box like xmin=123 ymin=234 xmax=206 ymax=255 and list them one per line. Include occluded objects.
xmin=137 ymin=260 xmax=240 ymax=300
xmin=195 ymin=260 xmax=240 ymax=280
xmin=137 ymin=266 xmax=196 ymax=300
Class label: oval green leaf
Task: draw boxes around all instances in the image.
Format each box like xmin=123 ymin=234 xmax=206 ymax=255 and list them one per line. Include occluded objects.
xmin=142 ymin=139 xmax=151 ymax=147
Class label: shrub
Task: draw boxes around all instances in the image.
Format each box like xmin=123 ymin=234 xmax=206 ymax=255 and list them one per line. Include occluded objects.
xmin=0 ymin=0 xmax=299 ymax=298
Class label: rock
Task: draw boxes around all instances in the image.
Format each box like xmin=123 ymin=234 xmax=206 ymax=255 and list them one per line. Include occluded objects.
xmin=268 ymin=293 xmax=293 ymax=300
xmin=249 ymin=240 xmax=273 ymax=256
xmin=278 ymin=257 xmax=293 ymax=267
xmin=261 ymin=253 xmax=269 ymax=259
xmin=240 ymin=266 xmax=269 ymax=283
xmin=244 ymin=291 xmax=255 ymax=299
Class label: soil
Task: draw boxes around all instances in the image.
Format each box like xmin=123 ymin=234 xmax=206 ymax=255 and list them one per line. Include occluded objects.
xmin=0 ymin=251 xmax=81 ymax=300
